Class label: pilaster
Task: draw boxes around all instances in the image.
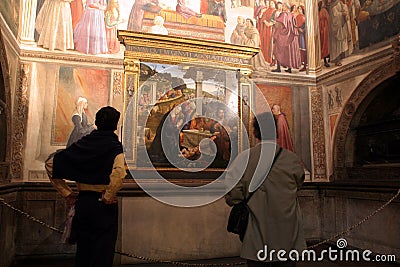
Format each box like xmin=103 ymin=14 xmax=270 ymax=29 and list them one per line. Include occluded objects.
xmin=18 ymin=0 xmax=37 ymax=45
xmin=310 ymin=86 xmax=328 ymax=181
xmin=305 ymin=0 xmax=322 ymax=74
xmin=10 ymin=62 xmax=30 ymax=180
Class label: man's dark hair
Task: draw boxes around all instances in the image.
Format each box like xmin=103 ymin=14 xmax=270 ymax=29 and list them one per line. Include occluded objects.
xmin=246 ymin=18 xmax=254 ymax=26
xmin=252 ymin=112 xmax=275 ymax=141
xmin=95 ymin=106 xmax=120 ymax=131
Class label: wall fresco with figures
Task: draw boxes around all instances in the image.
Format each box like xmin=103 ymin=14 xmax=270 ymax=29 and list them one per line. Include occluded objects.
xmin=318 ymin=0 xmax=399 ymax=67
xmin=28 ymin=0 xmax=308 ymax=73
xmin=52 ymin=67 xmax=110 ymax=146
xmin=1 ymin=0 xmax=398 ymax=74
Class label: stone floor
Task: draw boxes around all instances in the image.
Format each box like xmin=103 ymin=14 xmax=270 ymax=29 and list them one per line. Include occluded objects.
xmin=11 ymin=256 xmax=400 ymax=267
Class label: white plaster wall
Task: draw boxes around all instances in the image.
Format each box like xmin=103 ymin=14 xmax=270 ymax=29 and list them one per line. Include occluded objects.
xmin=120 ymin=196 xmax=242 ymax=264
xmin=24 ymin=63 xmax=61 ymax=181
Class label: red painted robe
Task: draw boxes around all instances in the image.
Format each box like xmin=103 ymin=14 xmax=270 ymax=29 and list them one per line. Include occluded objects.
xmin=319 ymin=7 xmax=330 ymax=58
xmin=273 ymin=11 xmax=301 ymax=69
xmin=260 ymin=7 xmax=276 ymax=63
xmin=70 ymin=0 xmax=84 ymax=29
xmin=275 ymin=113 xmax=294 ymax=152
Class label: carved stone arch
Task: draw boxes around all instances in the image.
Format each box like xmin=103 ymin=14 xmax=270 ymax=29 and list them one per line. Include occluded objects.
xmin=332 ymin=59 xmax=399 ymax=181
xmin=0 ymin=29 xmax=12 ymax=183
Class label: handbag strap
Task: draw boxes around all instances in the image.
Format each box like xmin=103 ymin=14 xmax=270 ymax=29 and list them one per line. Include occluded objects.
xmin=244 ymin=147 xmax=283 ymax=203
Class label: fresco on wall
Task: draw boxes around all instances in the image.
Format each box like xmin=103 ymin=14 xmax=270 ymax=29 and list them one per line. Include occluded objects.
xmin=129 ymin=62 xmax=239 ymax=168
xmin=358 ymin=0 xmax=400 ymax=49
xmin=256 ymin=84 xmax=295 ymax=152
xmin=0 ymin=0 xmax=19 ymax=36
xmin=320 ymin=0 xmax=399 ymax=67
xmin=52 ymin=67 xmax=110 ymax=146
xmin=32 ymin=0 xmax=308 ymax=73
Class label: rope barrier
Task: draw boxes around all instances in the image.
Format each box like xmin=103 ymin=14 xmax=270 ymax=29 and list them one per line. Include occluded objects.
xmin=1 ymin=188 xmax=399 ymax=266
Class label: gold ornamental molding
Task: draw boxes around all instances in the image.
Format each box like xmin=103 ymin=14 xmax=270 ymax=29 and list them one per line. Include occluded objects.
xmin=118 ymin=30 xmax=258 ymax=70
xmin=112 ymin=71 xmax=123 ymax=96
xmin=11 ymin=63 xmax=30 ymax=180
xmin=310 ymin=86 xmax=327 ymax=181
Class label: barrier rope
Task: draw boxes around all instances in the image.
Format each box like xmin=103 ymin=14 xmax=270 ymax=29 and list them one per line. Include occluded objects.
xmin=307 ymin=188 xmax=400 ymax=250
xmin=1 ymin=188 xmax=399 ymax=266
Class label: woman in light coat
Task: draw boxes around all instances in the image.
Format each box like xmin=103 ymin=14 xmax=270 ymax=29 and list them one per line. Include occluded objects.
xmin=225 ymin=112 xmax=306 ymax=267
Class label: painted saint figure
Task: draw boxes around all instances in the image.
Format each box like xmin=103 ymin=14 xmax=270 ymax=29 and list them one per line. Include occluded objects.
xmin=230 ymin=16 xmax=246 ymax=44
xmin=66 ymin=97 xmax=95 ymax=147
xmin=148 ymin=16 xmax=169 ymax=35
xmin=176 ymin=0 xmax=202 ymax=18
xmin=73 ymin=0 xmax=108 ymax=54
xmin=241 ymin=18 xmax=269 ymax=71
xmin=271 ymin=104 xmax=294 ymax=152
xmin=319 ymin=0 xmax=331 ymax=67
xmin=70 ymin=0 xmax=84 ymax=29
xmin=35 ymin=0 xmax=74 ymax=51
xmin=260 ymin=0 xmax=277 ymax=64
xmin=327 ymin=0 xmax=353 ymax=66
xmin=296 ymin=5 xmax=307 ymax=71
xmin=127 ymin=0 xmax=160 ymax=31
xmin=272 ymin=2 xmax=301 ymax=73
xmin=105 ymin=0 xmax=125 ymax=54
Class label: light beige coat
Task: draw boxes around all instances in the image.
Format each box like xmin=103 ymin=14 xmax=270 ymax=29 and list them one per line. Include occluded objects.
xmin=225 ymin=142 xmax=306 ymax=262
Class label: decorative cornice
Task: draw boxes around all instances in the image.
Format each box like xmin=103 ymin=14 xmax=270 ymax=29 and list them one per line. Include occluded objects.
xmin=10 ymin=63 xmax=30 ymax=180
xmin=251 ymin=71 xmax=317 ymax=87
xmin=316 ymin=46 xmax=393 ymax=85
xmin=118 ymin=30 xmax=259 ymax=58
xmin=20 ymin=49 xmax=124 ymax=68
xmin=251 ymin=45 xmax=393 ymax=88
xmin=118 ymin=30 xmax=257 ymax=70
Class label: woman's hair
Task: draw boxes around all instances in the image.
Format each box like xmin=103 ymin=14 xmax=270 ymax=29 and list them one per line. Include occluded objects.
xmin=106 ymin=0 xmax=120 ymax=20
xmin=246 ymin=18 xmax=254 ymax=26
xmin=76 ymin=97 xmax=88 ymax=116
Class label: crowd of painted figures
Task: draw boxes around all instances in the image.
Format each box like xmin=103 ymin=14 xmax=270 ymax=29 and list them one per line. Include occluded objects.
xmin=35 ymin=0 xmax=125 ymax=54
xmin=34 ymin=0 xmax=363 ymax=69
xmin=232 ymin=0 xmax=362 ymax=73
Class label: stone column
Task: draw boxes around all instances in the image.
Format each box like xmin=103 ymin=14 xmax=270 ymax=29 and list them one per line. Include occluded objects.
xmin=305 ymin=0 xmax=322 ymax=74
xmin=18 ymin=0 xmax=37 ymax=44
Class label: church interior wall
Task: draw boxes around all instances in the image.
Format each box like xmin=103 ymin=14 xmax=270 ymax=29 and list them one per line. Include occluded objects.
xmin=1 ymin=183 xmax=399 ymax=264
xmin=0 ymin=0 xmax=399 ymax=264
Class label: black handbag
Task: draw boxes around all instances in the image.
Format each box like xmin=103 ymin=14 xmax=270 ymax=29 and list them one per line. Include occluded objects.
xmin=227 ymin=147 xmax=282 ymax=241
xmin=227 ymin=191 xmax=255 ymax=241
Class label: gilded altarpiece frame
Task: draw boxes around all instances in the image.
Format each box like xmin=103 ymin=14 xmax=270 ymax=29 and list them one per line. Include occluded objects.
xmin=118 ymin=31 xmax=258 ymax=174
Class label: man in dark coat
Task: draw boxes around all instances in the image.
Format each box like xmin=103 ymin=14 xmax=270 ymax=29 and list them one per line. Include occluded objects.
xmin=46 ymin=106 xmax=125 ymax=267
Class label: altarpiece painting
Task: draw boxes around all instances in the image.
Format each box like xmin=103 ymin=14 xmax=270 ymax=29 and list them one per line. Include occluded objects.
xmin=118 ymin=31 xmax=260 ymax=174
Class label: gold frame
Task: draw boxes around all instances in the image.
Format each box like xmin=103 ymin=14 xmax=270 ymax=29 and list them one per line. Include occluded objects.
xmin=118 ymin=31 xmax=258 ymax=169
